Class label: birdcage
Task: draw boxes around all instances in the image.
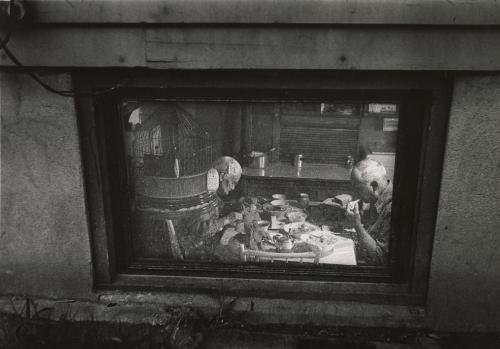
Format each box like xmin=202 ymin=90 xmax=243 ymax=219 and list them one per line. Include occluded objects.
xmin=126 ymin=102 xmax=217 ymax=207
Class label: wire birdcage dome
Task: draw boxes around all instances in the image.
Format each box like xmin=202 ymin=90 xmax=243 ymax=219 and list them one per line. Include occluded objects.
xmin=123 ymin=101 xmax=217 ymax=202
xmin=131 ymin=103 xmax=214 ymax=178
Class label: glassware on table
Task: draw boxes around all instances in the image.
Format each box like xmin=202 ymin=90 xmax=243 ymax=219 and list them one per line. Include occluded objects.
xmin=298 ymin=193 xmax=310 ymax=209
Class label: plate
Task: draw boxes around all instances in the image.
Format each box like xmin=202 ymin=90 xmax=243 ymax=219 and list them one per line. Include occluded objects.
xmin=304 ymin=230 xmax=339 ymax=245
xmin=300 ymin=230 xmax=338 ymax=257
xmin=283 ymin=221 xmax=321 ymax=235
xmin=321 ymin=198 xmax=343 ymax=208
xmin=286 ymin=210 xmax=308 ymax=223
xmin=270 ymin=199 xmax=288 ymax=207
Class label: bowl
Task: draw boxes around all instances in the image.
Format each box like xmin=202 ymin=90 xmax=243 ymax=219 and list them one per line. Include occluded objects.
xmin=255 ymin=220 xmax=270 ymax=232
xmin=268 ymin=209 xmax=285 ymax=217
xmin=272 ymin=194 xmax=287 ymax=200
xmin=270 ymin=199 xmax=288 ymax=208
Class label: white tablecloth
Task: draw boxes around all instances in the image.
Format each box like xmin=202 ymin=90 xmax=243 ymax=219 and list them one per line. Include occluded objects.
xmin=318 ymin=236 xmax=357 ymax=265
xmin=265 ymin=231 xmax=357 ymax=266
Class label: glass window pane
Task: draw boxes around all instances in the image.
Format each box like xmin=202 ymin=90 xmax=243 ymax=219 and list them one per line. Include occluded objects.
xmin=121 ymin=100 xmax=398 ymax=267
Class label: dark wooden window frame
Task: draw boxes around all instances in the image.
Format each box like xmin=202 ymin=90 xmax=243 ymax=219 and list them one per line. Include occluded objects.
xmin=75 ymin=70 xmax=451 ymax=305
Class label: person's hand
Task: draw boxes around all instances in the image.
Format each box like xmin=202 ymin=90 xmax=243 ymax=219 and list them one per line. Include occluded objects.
xmin=345 ymin=201 xmax=362 ymax=228
xmin=223 ymin=211 xmax=243 ymax=226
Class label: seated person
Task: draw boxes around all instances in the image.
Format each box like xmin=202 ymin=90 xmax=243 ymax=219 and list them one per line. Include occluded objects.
xmin=345 ymin=159 xmax=393 ymax=265
xmin=210 ymin=156 xmax=244 ymax=226
xmin=212 ymin=156 xmax=243 ymax=196
xmin=181 ymin=156 xmax=244 ymax=259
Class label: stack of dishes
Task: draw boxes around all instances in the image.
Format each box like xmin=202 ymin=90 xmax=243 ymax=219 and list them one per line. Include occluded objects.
xmin=136 ymin=191 xmax=216 ymax=211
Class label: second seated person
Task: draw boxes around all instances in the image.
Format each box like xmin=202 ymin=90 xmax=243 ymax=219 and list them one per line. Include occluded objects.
xmin=345 ymin=159 xmax=393 ymax=265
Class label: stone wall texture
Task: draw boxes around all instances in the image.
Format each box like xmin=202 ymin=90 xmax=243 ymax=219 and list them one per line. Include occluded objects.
xmin=426 ymin=75 xmax=500 ymax=332
xmin=0 ymin=72 xmax=93 ymax=299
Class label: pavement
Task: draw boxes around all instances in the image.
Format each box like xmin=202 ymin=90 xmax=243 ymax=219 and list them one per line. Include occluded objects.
xmin=1 ymin=312 xmax=499 ymax=349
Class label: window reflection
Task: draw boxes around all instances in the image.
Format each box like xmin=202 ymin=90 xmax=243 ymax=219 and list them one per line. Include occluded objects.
xmin=121 ymin=100 xmax=397 ymax=267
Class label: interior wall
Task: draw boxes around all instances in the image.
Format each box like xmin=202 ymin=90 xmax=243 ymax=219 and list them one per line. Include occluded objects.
xmin=426 ymin=75 xmax=500 ymax=332
xmin=358 ymin=117 xmax=398 ymax=154
xmin=0 ymin=72 xmax=93 ymax=299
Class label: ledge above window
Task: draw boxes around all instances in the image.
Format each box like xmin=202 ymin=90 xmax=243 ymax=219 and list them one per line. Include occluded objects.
xmin=16 ymin=0 xmax=500 ymax=26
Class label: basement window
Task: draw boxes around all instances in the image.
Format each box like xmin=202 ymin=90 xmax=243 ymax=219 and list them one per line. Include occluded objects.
xmin=77 ymin=71 xmax=449 ymax=304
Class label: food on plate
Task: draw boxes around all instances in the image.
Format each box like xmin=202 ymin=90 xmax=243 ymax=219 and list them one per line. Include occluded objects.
xmin=270 ymin=216 xmax=285 ymax=230
xmin=305 ymin=230 xmax=339 ymax=246
xmin=260 ymin=239 xmax=278 ymax=251
xmin=334 ymin=194 xmax=353 ymax=208
xmin=284 ymin=221 xmax=320 ymax=236
xmin=286 ymin=210 xmax=308 ymax=223
xmin=300 ymin=231 xmax=337 ymax=257
xmin=291 ymin=242 xmax=314 ymax=253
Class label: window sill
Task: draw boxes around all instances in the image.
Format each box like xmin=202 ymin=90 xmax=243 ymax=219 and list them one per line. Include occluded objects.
xmin=93 ymin=289 xmax=427 ymax=328
xmin=97 ymin=272 xmax=424 ymax=306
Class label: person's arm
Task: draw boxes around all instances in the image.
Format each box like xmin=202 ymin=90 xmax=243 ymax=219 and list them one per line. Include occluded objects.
xmin=346 ymin=203 xmax=388 ymax=264
xmin=346 ymin=204 xmax=378 ymax=253
xmin=354 ymin=222 xmax=378 ymax=253
xmin=206 ymin=211 xmax=243 ymax=237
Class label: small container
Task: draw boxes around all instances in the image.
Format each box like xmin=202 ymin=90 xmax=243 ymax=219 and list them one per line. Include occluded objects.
xmin=255 ymin=220 xmax=270 ymax=233
xmin=248 ymin=154 xmax=268 ymax=169
xmin=270 ymin=199 xmax=288 ymax=208
xmin=293 ymin=154 xmax=303 ymax=168
xmin=272 ymin=194 xmax=287 ymax=200
xmin=279 ymin=238 xmax=293 ymax=251
xmin=298 ymin=193 xmax=310 ymax=209
xmin=345 ymin=155 xmax=354 ymax=169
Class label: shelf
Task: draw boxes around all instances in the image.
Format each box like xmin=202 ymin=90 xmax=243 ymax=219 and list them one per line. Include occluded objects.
xmin=243 ymin=162 xmax=351 ymax=181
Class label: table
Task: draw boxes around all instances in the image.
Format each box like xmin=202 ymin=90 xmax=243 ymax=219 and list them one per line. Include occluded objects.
xmin=262 ymin=228 xmax=357 ymax=266
xmin=221 ymin=209 xmax=357 ymax=266
xmin=316 ymin=236 xmax=357 ymax=265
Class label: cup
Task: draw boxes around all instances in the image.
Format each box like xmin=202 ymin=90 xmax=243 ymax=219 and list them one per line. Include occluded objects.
xmin=279 ymin=238 xmax=293 ymax=251
xmin=298 ymin=193 xmax=310 ymax=209
xmin=293 ymin=154 xmax=303 ymax=168
xmin=254 ymin=220 xmax=271 ymax=241
xmin=255 ymin=220 xmax=270 ymax=233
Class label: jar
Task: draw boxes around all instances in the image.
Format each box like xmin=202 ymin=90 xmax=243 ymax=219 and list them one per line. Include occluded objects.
xmin=298 ymin=193 xmax=310 ymax=209
xmin=293 ymin=154 xmax=303 ymax=168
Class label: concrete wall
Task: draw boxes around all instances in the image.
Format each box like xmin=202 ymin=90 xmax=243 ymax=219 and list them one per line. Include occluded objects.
xmin=1 ymin=71 xmax=500 ymax=331
xmin=0 ymin=72 xmax=93 ymax=299
xmin=427 ymin=75 xmax=500 ymax=332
